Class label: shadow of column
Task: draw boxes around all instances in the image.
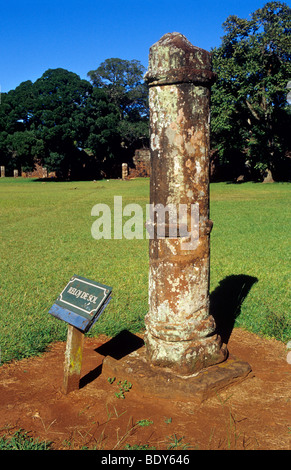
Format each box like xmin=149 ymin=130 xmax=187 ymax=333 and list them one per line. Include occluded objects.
xmin=95 ymin=330 xmax=144 ymax=360
xmin=210 ymin=274 xmax=258 ymax=344
xmin=79 ymin=331 xmax=144 ymax=388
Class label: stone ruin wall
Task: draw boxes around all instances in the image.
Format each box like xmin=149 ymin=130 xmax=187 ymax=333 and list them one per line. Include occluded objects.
xmin=129 ymin=148 xmax=151 ymax=178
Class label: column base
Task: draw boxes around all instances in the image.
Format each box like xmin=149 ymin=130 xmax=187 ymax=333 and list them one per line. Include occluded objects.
xmin=102 ymin=343 xmax=252 ymax=403
xmin=144 ymin=331 xmax=228 ymax=375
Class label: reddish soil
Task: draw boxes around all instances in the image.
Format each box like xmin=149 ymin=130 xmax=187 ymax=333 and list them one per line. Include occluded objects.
xmin=0 ymin=328 xmax=290 ymax=451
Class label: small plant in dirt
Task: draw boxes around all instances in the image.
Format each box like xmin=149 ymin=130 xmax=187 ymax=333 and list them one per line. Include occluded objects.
xmin=115 ymin=380 xmax=132 ymax=399
xmin=136 ymin=419 xmax=153 ymax=427
xmin=107 ymin=377 xmax=132 ymax=398
xmin=166 ymin=434 xmax=190 ymax=450
xmin=124 ymin=443 xmax=157 ymax=450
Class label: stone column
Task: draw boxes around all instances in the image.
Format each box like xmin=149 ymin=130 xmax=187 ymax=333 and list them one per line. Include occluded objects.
xmin=122 ymin=163 xmax=128 ymax=179
xmin=14 ymin=169 xmax=18 ymax=178
xmin=144 ymin=33 xmax=227 ymax=375
xmin=0 ymin=166 xmax=5 ymax=178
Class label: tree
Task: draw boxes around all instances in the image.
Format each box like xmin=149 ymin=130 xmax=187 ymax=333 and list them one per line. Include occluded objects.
xmin=6 ymin=131 xmax=44 ymax=172
xmin=0 ymin=70 xmax=93 ymax=178
xmin=0 ymin=67 xmax=129 ymax=179
xmin=83 ymin=87 xmax=121 ymax=176
xmin=211 ymin=2 xmax=291 ymax=181
xmin=0 ymin=82 xmax=36 ymax=173
xmin=87 ymin=58 xmax=149 ymax=158
xmin=30 ymin=68 xmax=93 ymax=178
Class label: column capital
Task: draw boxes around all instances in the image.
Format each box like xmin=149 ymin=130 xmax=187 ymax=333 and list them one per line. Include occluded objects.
xmin=144 ymin=32 xmax=216 ymax=87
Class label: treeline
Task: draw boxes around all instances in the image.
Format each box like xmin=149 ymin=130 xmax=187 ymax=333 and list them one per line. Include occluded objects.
xmin=0 ymin=1 xmax=290 ymax=181
xmin=0 ymin=59 xmax=149 ymax=179
xmin=211 ymin=1 xmax=291 ymax=182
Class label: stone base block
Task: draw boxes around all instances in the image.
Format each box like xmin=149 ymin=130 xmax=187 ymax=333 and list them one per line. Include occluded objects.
xmin=102 ymin=346 xmax=253 ymax=403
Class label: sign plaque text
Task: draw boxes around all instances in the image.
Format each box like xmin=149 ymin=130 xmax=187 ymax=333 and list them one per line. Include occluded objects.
xmin=49 ymin=275 xmax=112 ymax=332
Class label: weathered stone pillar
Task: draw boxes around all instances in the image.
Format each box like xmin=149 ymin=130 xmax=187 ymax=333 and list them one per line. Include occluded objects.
xmin=14 ymin=169 xmax=18 ymax=178
xmin=1 ymin=166 xmax=5 ymax=178
xmin=122 ymin=163 xmax=128 ymax=179
xmin=144 ymin=33 xmax=227 ymax=375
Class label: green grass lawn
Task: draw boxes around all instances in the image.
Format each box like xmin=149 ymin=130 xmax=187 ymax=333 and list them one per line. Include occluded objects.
xmin=0 ymin=177 xmax=290 ymax=364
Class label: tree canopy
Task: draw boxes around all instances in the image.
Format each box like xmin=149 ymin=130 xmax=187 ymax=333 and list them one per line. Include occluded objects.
xmin=0 ymin=68 xmax=127 ymax=178
xmin=87 ymin=58 xmax=149 ymax=154
xmin=211 ymin=1 xmax=291 ymax=181
xmin=0 ymin=60 xmax=149 ymax=179
xmin=31 ymin=68 xmax=93 ymax=178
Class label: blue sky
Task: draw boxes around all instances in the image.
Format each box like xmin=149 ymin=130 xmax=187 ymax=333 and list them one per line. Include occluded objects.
xmin=1 ymin=0 xmax=273 ymax=92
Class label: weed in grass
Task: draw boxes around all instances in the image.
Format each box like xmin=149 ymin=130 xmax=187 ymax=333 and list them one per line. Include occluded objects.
xmin=0 ymin=429 xmax=51 ymax=450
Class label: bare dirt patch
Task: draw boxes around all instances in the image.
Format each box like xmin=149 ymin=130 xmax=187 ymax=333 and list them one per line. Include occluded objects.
xmin=0 ymin=328 xmax=290 ymax=450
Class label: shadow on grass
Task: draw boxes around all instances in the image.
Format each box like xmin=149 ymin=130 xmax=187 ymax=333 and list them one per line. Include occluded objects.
xmin=80 ymin=331 xmax=144 ymax=389
xmin=210 ymin=274 xmax=258 ymax=344
xmin=32 ymin=177 xmax=58 ymax=182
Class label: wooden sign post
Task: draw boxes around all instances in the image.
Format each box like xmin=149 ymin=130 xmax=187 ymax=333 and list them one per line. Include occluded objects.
xmin=49 ymin=275 xmax=112 ymax=394
xmin=62 ymin=324 xmax=85 ymax=394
